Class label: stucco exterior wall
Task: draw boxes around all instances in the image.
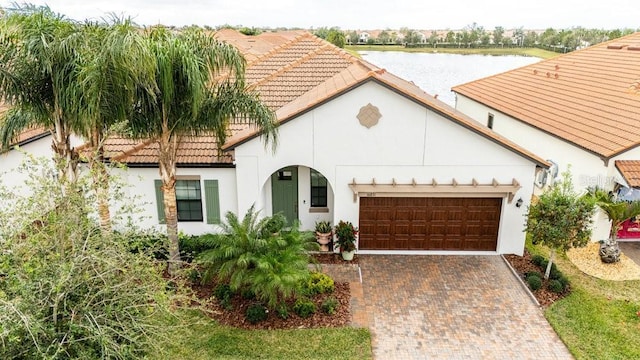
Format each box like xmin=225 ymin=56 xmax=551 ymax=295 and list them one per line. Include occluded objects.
xmin=455 ymin=94 xmax=620 ymax=241
xmin=235 ymin=82 xmax=539 ymax=254
xmin=0 ymin=134 xmax=83 ymax=200
xmin=116 ymin=166 xmax=238 ymax=235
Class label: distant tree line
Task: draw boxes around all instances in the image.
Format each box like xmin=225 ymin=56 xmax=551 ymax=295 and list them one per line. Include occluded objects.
xmin=186 ymin=23 xmax=638 ymax=53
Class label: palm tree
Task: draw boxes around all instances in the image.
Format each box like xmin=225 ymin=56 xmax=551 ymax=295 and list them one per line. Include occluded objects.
xmin=0 ymin=5 xmax=83 ymax=183
xmin=76 ymin=19 xmax=156 ymax=232
xmin=593 ymin=189 xmax=640 ymax=263
xmin=129 ymin=27 xmax=277 ymax=274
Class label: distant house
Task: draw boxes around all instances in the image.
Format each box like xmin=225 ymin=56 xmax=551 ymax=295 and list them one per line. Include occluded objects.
xmin=453 ymin=32 xmax=640 ymax=240
xmin=2 ymin=30 xmax=548 ymax=255
xmin=358 ymin=31 xmax=370 ymax=44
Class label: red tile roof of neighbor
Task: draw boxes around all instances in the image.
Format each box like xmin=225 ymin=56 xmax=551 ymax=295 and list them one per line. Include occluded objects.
xmin=615 ymin=160 xmax=640 ymax=187
xmin=452 ymin=32 xmax=640 ymax=161
xmin=93 ymin=29 xmax=548 ymax=168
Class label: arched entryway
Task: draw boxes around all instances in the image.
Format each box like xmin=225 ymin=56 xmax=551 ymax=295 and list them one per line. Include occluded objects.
xmin=265 ymin=165 xmax=334 ymax=230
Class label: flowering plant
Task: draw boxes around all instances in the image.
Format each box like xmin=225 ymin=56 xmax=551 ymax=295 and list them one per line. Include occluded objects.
xmin=334 ymin=220 xmax=358 ymax=252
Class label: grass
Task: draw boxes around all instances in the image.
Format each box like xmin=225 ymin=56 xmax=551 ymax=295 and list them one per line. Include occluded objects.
xmin=526 ymin=239 xmax=640 ymax=359
xmin=159 ymin=311 xmax=373 ymax=360
xmin=346 ymin=45 xmax=560 ymax=59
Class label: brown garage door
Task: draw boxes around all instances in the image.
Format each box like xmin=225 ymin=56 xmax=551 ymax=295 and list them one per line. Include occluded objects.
xmin=359 ymin=197 xmax=501 ymax=251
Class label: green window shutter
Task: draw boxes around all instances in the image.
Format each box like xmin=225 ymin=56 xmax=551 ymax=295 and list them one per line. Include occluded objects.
xmin=204 ymin=179 xmax=221 ymax=224
xmin=154 ymin=180 xmax=166 ymax=224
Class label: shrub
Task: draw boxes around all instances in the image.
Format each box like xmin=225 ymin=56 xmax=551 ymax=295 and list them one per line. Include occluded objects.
xmin=213 ymin=283 xmax=233 ymax=301
xmin=527 ymin=275 xmax=543 ymax=291
xmin=276 ymin=304 xmax=289 ymax=319
xmin=525 ymin=271 xmax=543 ymax=280
xmin=242 ymin=289 xmax=256 ymax=300
xmin=180 ymin=233 xmax=220 ymax=261
xmin=213 ymin=284 xmax=234 ymax=309
xmin=0 ymin=159 xmax=179 ymax=359
xmin=305 ymin=272 xmax=335 ymax=295
xmin=548 ymin=279 xmax=564 ymax=293
xmin=198 ymin=206 xmax=316 ymax=310
xmin=531 ymin=254 xmax=546 ymax=267
xmin=293 ymin=298 xmax=317 ymax=318
xmin=549 ymin=267 xmax=562 ymax=280
xmin=187 ymin=267 xmax=201 ymax=284
xmin=246 ymin=304 xmax=268 ymax=324
xmin=557 ymin=275 xmax=570 ymax=289
xmin=321 ymin=297 xmax=339 ymax=315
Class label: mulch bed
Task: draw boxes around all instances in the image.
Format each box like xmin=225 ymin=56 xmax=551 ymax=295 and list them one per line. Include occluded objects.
xmin=504 ymin=250 xmax=570 ymax=308
xmin=311 ymin=252 xmax=359 ymax=265
xmin=183 ymin=253 xmax=355 ymax=330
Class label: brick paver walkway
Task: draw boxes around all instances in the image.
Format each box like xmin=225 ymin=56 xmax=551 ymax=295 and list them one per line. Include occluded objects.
xmin=358 ymin=255 xmax=572 ymax=360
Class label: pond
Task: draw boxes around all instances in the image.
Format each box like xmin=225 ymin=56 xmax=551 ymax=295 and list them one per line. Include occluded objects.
xmin=359 ymin=51 xmax=541 ymax=106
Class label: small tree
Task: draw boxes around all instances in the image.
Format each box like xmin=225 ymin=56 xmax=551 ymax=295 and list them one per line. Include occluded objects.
xmin=326 ymin=29 xmax=346 ymax=48
xmin=525 ymin=170 xmax=595 ymax=278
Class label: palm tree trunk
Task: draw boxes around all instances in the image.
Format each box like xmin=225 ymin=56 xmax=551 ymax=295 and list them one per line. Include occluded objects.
xmin=159 ymin=133 xmax=180 ymax=275
xmin=162 ymin=180 xmax=180 ymax=273
xmin=90 ymin=158 xmax=111 ymax=233
xmin=51 ymin=111 xmax=78 ymax=183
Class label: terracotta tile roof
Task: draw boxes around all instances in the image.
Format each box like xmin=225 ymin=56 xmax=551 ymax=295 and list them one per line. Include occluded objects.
xmin=102 ymin=29 xmax=548 ymax=168
xmin=105 ymin=123 xmax=249 ymax=165
xmin=452 ymin=32 xmax=640 ymax=160
xmin=616 ymin=160 xmax=640 ymax=187
xmin=0 ymin=104 xmax=50 ymax=151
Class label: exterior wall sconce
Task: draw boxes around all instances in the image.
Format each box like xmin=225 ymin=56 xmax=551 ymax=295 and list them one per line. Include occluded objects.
xmin=515 ymin=198 xmax=524 ymax=208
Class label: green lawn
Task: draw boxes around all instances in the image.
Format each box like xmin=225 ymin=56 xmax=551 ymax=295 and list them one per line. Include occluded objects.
xmin=159 ymin=311 xmax=373 ymax=360
xmin=527 ymin=241 xmax=640 ymax=359
xmin=346 ymin=45 xmax=559 ymax=59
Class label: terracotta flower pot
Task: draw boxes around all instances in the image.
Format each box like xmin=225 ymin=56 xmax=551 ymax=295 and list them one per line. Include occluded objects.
xmin=316 ymin=232 xmax=332 ymax=252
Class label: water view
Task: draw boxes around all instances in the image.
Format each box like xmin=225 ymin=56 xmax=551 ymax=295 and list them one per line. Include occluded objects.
xmin=359 ymin=51 xmax=541 ymax=106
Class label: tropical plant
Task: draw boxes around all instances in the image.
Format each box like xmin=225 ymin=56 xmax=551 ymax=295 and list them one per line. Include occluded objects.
xmin=261 ymin=212 xmax=287 ymax=236
xmin=334 ymin=220 xmax=358 ymax=252
xmin=525 ymin=169 xmax=595 ymax=278
xmin=314 ymin=220 xmax=332 ymax=234
xmin=128 ymin=26 xmax=278 ymax=274
xmin=0 ymin=5 xmax=82 ymax=183
xmin=592 ymin=189 xmax=640 ymax=263
xmin=0 ymin=157 xmax=180 ymax=359
xmin=198 ymin=207 xmax=317 ymax=309
xmin=75 ymin=18 xmax=156 ymax=232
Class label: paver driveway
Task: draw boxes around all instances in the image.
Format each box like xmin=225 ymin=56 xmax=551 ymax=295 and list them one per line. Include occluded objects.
xmin=358 ymin=255 xmax=572 ymax=359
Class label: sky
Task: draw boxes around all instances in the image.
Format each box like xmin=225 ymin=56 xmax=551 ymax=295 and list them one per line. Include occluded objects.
xmin=0 ymin=0 xmax=638 ymax=30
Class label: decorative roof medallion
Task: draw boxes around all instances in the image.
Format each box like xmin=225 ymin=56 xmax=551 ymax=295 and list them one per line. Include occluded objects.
xmin=357 ymin=103 xmax=381 ymax=129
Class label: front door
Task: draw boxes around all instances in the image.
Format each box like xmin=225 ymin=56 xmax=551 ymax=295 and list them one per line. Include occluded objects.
xmin=271 ymin=167 xmax=298 ymax=225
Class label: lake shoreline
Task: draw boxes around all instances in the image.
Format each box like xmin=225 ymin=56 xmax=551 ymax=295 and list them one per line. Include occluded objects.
xmin=346 ymin=45 xmax=559 ymax=59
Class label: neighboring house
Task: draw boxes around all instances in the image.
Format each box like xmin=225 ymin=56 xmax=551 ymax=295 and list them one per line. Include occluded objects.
xmin=358 ymin=31 xmax=370 ymax=44
xmin=2 ymin=30 xmax=550 ymax=255
xmin=452 ymin=32 xmax=640 ymax=241
xmin=0 ymin=124 xmax=83 ymax=199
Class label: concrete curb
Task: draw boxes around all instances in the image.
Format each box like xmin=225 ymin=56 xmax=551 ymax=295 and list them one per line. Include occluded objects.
xmin=501 ymin=254 xmax=541 ymax=307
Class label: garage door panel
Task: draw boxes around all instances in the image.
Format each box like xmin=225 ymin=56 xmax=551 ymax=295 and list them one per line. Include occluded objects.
xmin=359 ymin=197 xmax=501 ymax=251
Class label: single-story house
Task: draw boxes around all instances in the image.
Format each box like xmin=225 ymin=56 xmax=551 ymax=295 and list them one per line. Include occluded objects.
xmin=452 ymin=32 xmax=640 ymax=241
xmin=2 ymin=29 xmax=549 ymax=255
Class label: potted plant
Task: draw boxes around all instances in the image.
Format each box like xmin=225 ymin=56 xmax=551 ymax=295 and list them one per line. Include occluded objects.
xmin=593 ymin=190 xmax=640 ymax=263
xmin=314 ymin=221 xmax=332 ymax=251
xmin=334 ymin=220 xmax=358 ymax=260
